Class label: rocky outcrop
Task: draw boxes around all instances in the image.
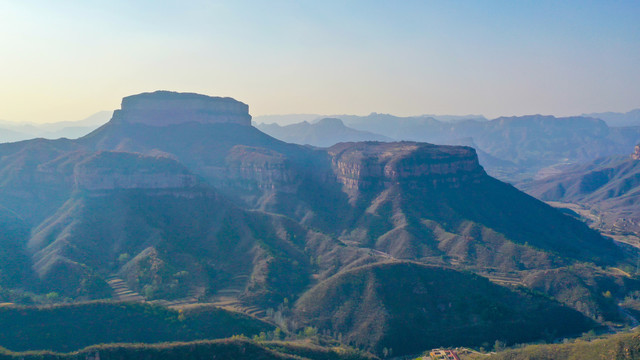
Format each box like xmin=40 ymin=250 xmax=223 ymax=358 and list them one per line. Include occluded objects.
xmin=328 ymin=142 xmax=485 ymax=193
xmin=111 ymin=91 xmax=252 ymax=126
xmin=218 ymin=145 xmax=300 ymax=192
xmin=632 ymin=144 xmax=640 ymax=160
xmin=74 ymin=151 xmax=198 ymax=191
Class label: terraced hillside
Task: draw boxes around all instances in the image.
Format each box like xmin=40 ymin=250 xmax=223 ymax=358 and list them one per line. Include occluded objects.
xmin=0 ymin=91 xmax=638 ymax=358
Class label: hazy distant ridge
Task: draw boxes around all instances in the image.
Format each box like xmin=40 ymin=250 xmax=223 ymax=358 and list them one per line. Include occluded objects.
xmin=583 ymin=109 xmax=640 ymax=127
xmin=257 ymin=117 xmax=392 ymax=147
xmin=0 ymin=111 xmax=112 ymax=143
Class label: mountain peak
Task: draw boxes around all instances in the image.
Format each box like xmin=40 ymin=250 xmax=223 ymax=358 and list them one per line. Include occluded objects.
xmin=112 ymin=91 xmax=252 ymax=127
xmin=315 ymin=117 xmax=345 ymax=127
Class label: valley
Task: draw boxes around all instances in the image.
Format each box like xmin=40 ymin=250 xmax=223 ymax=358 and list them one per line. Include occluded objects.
xmin=3 ymin=1 xmax=639 ymax=357
xmin=0 ymin=91 xmax=639 ymax=358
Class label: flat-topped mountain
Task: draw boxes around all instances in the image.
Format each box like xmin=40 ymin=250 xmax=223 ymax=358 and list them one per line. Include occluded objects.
xmin=112 ymin=91 xmax=252 ymax=127
xmin=1 ymin=91 xmax=639 ymax=357
xmin=324 ymin=142 xmax=623 ymax=270
xmin=269 ymin=113 xmax=640 ymax=183
xmin=329 ymin=142 xmax=484 ymax=195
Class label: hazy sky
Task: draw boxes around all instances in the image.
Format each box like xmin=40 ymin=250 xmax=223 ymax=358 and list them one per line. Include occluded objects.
xmin=1 ymin=1 xmax=639 ymax=123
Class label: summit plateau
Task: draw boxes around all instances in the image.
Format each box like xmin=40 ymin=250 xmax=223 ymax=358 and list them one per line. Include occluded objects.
xmin=0 ymin=91 xmax=638 ymax=358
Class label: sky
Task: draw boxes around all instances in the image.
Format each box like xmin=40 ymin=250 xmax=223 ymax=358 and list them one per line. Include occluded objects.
xmin=1 ymin=0 xmax=639 ymax=123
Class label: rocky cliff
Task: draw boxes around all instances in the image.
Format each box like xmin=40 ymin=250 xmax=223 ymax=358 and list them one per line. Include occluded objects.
xmin=328 ymin=142 xmax=485 ymax=194
xmin=632 ymin=144 xmax=640 ymax=160
xmin=74 ymin=151 xmax=198 ymax=191
xmin=111 ymin=91 xmax=252 ymax=126
xmin=221 ymin=145 xmax=299 ymax=191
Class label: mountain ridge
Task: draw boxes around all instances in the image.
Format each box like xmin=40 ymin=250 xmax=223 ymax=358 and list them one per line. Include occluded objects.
xmin=0 ymin=91 xmax=637 ymax=357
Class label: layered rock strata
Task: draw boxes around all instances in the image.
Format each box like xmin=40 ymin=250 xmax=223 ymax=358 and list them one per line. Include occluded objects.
xmin=112 ymin=91 xmax=252 ymax=126
xmin=328 ymin=142 xmax=485 ymax=192
xmin=74 ymin=151 xmax=198 ymax=190
xmin=217 ymin=145 xmax=299 ymax=192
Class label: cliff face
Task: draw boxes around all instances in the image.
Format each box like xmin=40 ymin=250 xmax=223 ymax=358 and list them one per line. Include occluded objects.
xmin=112 ymin=91 xmax=252 ymax=126
xmin=218 ymin=145 xmax=300 ymax=192
xmin=632 ymin=144 xmax=640 ymax=160
xmin=74 ymin=151 xmax=198 ymax=191
xmin=328 ymin=142 xmax=485 ymax=194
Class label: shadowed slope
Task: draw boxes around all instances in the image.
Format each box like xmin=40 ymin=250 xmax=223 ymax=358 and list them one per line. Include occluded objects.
xmin=293 ymin=262 xmax=594 ymax=356
xmin=0 ymin=302 xmax=273 ymax=353
xmin=328 ymin=142 xmax=625 ymax=268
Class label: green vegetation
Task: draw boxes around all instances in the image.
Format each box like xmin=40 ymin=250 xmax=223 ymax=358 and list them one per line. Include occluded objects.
xmin=0 ymin=338 xmax=375 ymax=360
xmin=523 ymin=264 xmax=640 ymax=322
xmin=0 ymin=302 xmax=273 ymax=352
xmin=293 ymin=262 xmax=594 ymax=357
xmin=75 ymin=150 xmax=192 ymax=175
xmin=0 ymin=206 xmax=34 ymax=288
xmin=484 ymin=331 xmax=640 ymax=360
xmin=1 ymin=102 xmax=640 ymax=360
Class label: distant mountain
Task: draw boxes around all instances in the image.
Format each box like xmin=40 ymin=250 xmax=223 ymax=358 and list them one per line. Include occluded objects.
xmin=256 ymin=112 xmax=640 ymax=183
xmin=521 ymin=146 xmax=640 ymax=235
xmin=332 ymin=113 xmax=455 ymax=141
xmin=420 ymin=113 xmax=487 ymax=122
xmin=335 ymin=113 xmax=486 ymax=131
xmin=0 ymin=127 xmax=31 ymax=143
xmin=251 ymin=113 xmax=486 ymax=126
xmin=252 ymin=114 xmax=323 ymax=125
xmin=583 ymin=109 xmax=640 ymax=127
xmin=257 ymin=118 xmax=392 ymax=147
xmin=0 ymin=91 xmax=638 ymax=357
xmin=330 ymin=113 xmax=640 ymax=182
xmin=0 ymin=111 xmax=112 ymax=143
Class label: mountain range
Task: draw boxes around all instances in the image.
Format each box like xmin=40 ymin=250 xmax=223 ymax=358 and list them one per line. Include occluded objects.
xmin=1 ymin=91 xmax=639 ymax=357
xmin=522 ymin=146 xmax=640 ymax=237
xmin=0 ymin=111 xmax=112 ymax=142
xmin=257 ymin=118 xmax=392 ymax=147
xmin=256 ymin=113 xmax=640 ymax=184
xmin=583 ymin=109 xmax=640 ymax=127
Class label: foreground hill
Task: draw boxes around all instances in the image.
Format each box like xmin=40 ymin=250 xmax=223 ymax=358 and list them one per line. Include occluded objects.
xmin=0 ymin=302 xmax=272 ymax=352
xmin=0 ymin=91 xmax=638 ymax=357
xmin=293 ymin=262 xmax=594 ymax=356
xmin=0 ymin=338 xmax=374 ymax=360
xmin=484 ymin=331 xmax=640 ymax=360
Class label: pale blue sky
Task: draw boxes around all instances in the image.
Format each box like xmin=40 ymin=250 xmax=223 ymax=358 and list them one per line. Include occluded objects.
xmin=1 ymin=1 xmax=639 ymax=122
